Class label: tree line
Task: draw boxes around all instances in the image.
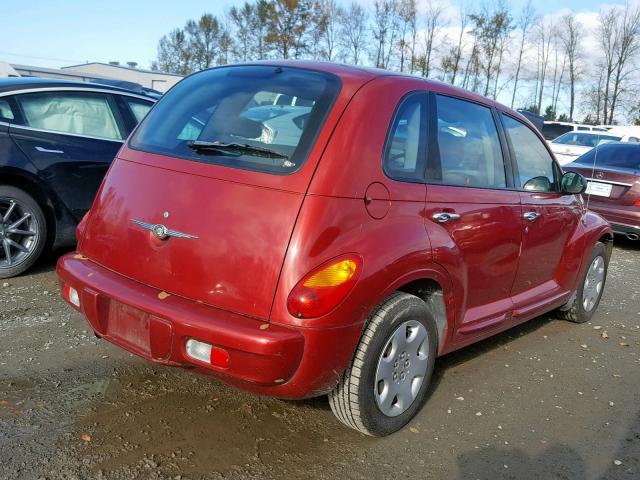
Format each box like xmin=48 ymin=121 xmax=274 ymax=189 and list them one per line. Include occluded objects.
xmin=152 ymin=0 xmax=640 ymax=125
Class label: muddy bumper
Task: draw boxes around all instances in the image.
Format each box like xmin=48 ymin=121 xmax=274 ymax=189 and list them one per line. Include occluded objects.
xmin=56 ymin=253 xmax=304 ymax=387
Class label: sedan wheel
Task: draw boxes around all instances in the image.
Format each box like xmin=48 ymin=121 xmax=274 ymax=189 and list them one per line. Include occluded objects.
xmin=0 ymin=187 xmax=47 ymax=278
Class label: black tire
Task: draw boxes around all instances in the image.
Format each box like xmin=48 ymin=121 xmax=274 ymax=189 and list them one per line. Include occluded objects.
xmin=556 ymin=241 xmax=609 ymax=323
xmin=329 ymin=292 xmax=438 ymax=436
xmin=0 ymin=186 xmax=47 ymax=279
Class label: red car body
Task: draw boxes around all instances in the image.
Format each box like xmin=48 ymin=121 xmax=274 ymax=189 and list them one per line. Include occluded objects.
xmin=564 ymin=143 xmax=640 ymax=241
xmin=57 ymin=61 xmax=612 ymax=403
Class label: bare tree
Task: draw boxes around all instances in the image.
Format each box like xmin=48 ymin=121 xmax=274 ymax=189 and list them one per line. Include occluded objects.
xmin=315 ymin=0 xmax=344 ymax=61
xmin=441 ymin=5 xmax=468 ymax=85
xmin=397 ymin=0 xmax=417 ymax=72
xmin=469 ymin=2 xmax=513 ymax=98
xmin=599 ymin=8 xmax=619 ymax=124
xmin=372 ymin=0 xmax=400 ymax=69
xmin=559 ymin=13 xmax=582 ymax=121
xmin=534 ymin=18 xmax=554 ymax=112
xmin=229 ymin=2 xmax=256 ymax=61
xmin=510 ymin=1 xmax=536 ymax=108
xmin=339 ymin=2 xmax=368 ymax=65
xmin=608 ymin=3 xmax=640 ymax=123
xmin=265 ymin=0 xmax=312 ymax=59
xmin=185 ymin=14 xmax=223 ymax=70
xmin=156 ymin=28 xmax=192 ymax=75
xmin=420 ymin=0 xmax=447 ymax=78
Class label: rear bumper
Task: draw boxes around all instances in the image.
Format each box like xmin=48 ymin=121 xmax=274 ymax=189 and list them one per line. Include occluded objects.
xmin=587 ymin=203 xmax=640 ymax=237
xmin=57 ymin=254 xmax=308 ymax=388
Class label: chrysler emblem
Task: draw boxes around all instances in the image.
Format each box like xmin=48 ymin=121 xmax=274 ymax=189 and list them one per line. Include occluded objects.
xmin=131 ymin=219 xmax=198 ymax=240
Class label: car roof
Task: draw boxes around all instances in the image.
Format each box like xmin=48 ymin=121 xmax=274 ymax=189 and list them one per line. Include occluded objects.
xmin=201 ymin=60 xmax=531 ymax=126
xmin=0 ymin=77 xmax=157 ymax=99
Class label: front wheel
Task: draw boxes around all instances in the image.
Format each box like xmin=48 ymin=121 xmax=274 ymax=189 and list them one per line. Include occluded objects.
xmin=329 ymin=292 xmax=438 ymax=436
xmin=557 ymin=241 xmax=609 ymax=323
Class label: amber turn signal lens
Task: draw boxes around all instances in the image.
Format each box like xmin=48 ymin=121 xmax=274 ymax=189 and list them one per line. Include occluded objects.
xmin=303 ymin=259 xmax=358 ymax=288
xmin=287 ymin=256 xmax=362 ymax=319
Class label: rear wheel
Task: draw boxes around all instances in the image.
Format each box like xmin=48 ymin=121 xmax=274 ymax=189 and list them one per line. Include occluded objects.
xmin=0 ymin=186 xmax=47 ymax=279
xmin=557 ymin=241 xmax=608 ymax=323
xmin=329 ymin=292 xmax=437 ymax=436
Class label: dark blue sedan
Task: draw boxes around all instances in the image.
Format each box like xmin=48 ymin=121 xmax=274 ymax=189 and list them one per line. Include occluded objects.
xmin=0 ymin=77 xmax=156 ymax=277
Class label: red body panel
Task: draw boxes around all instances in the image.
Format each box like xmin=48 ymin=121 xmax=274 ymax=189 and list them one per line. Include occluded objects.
xmin=58 ymin=61 xmax=613 ymax=400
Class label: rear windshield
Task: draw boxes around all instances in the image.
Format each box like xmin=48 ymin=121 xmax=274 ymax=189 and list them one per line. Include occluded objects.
xmin=552 ymin=132 xmax=621 ymax=147
xmin=129 ymin=66 xmax=340 ymax=175
xmin=574 ymin=144 xmax=640 ymax=171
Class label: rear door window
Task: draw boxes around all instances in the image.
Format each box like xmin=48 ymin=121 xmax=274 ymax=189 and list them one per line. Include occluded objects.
xmin=430 ymin=95 xmax=506 ymax=189
xmin=383 ymin=92 xmax=427 ymax=182
xmin=125 ymin=98 xmax=153 ymax=122
xmin=501 ymin=114 xmax=558 ymax=191
xmin=130 ymin=66 xmax=340 ymax=175
xmin=16 ymin=91 xmax=124 ymax=140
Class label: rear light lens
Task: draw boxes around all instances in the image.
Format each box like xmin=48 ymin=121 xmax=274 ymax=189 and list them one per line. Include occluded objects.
xmin=185 ymin=339 xmax=230 ymax=368
xmin=634 ymin=198 xmax=640 ymax=207
xmin=287 ymin=256 xmax=362 ymax=319
xmin=63 ymin=284 xmax=80 ymax=308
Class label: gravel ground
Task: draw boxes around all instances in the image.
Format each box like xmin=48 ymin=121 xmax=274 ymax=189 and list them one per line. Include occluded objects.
xmin=1 ymin=240 xmax=639 ymax=480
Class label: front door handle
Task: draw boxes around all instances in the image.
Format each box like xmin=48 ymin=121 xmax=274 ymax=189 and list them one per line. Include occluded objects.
xmin=432 ymin=212 xmax=461 ymax=223
xmin=523 ymin=211 xmax=541 ymax=222
xmin=35 ymin=146 xmax=64 ymax=154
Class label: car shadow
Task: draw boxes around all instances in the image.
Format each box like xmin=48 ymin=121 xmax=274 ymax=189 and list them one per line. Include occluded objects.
xmin=612 ymin=235 xmax=640 ymax=251
xmin=456 ymin=409 xmax=640 ymax=479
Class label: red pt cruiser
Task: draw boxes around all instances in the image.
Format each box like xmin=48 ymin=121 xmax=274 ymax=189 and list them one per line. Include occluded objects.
xmin=57 ymin=62 xmax=612 ymax=436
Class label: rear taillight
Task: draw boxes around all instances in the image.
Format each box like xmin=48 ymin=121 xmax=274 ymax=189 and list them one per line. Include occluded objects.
xmin=287 ymin=256 xmax=362 ymax=319
xmin=634 ymin=198 xmax=640 ymax=207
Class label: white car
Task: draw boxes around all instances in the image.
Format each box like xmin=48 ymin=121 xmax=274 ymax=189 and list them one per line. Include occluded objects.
xmin=549 ymin=131 xmax=637 ymax=165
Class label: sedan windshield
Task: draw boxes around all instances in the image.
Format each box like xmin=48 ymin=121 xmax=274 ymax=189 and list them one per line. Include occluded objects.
xmin=129 ymin=66 xmax=340 ymax=175
xmin=552 ymin=132 xmax=621 ymax=147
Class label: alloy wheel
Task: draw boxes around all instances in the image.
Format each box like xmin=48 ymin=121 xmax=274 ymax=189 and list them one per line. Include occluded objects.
xmin=0 ymin=197 xmax=39 ymax=269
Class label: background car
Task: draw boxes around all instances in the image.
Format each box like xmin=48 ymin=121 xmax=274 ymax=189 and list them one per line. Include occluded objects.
xmin=549 ymin=130 xmax=638 ymax=165
xmin=0 ymin=77 xmax=155 ymax=277
xmin=565 ymin=142 xmax=640 ymax=241
xmin=542 ymin=121 xmax=609 ymax=141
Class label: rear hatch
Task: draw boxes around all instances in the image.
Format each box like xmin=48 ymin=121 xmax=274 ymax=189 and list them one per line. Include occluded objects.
xmin=79 ymin=65 xmax=349 ymax=320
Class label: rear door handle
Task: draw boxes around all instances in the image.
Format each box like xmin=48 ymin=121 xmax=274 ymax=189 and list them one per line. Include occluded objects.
xmin=35 ymin=146 xmax=64 ymax=154
xmin=523 ymin=211 xmax=541 ymax=222
xmin=432 ymin=212 xmax=461 ymax=223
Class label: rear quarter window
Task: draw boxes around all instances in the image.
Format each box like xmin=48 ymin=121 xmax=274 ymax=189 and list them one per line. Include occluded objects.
xmin=129 ymin=66 xmax=340 ymax=175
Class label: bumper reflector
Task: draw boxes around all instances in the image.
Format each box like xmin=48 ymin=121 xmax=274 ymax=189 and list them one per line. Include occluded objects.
xmin=185 ymin=339 xmax=230 ymax=368
xmin=64 ymin=285 xmax=80 ymax=307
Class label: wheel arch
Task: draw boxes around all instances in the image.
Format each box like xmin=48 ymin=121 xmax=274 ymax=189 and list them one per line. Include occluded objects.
xmin=376 ymin=266 xmax=456 ymax=355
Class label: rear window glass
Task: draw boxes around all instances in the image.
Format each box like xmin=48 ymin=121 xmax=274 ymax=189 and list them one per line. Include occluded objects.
xmin=129 ymin=66 xmax=340 ymax=175
xmin=574 ymin=145 xmax=640 ymax=170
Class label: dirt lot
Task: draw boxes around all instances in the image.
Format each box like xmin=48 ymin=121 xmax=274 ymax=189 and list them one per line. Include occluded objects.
xmin=1 ymin=240 xmax=639 ymax=480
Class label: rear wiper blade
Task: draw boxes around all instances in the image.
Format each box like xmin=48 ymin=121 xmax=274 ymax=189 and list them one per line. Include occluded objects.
xmin=188 ymin=140 xmax=288 ymax=159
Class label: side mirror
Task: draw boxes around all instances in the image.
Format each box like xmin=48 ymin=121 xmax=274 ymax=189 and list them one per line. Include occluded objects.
xmin=561 ymin=171 xmax=587 ymax=195
xmin=523 ymin=176 xmax=552 ymax=192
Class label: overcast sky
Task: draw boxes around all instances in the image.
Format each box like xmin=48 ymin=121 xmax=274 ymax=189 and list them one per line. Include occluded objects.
xmin=2 ymin=0 xmax=627 ymax=69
